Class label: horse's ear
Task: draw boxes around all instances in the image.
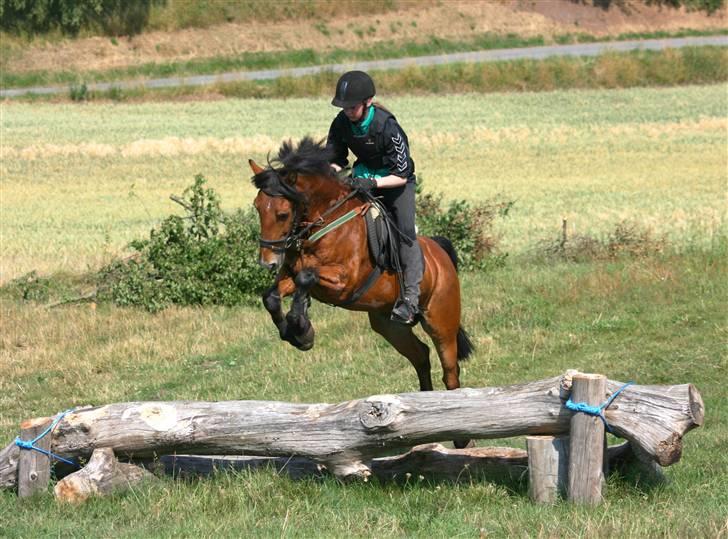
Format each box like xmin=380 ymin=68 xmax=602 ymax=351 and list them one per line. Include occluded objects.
xmin=248 ymin=159 xmax=264 ymax=175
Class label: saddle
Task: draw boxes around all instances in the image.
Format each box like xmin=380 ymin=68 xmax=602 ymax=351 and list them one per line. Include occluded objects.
xmin=365 ymin=200 xmax=396 ymax=271
xmin=339 ymin=198 xmax=409 ymax=306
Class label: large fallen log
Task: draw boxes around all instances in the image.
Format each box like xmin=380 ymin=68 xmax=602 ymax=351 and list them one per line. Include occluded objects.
xmin=159 ymin=443 xmax=530 ymax=482
xmin=0 ymin=372 xmax=703 ymax=485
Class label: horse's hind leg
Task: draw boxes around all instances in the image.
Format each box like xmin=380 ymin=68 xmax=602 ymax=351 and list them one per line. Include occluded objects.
xmin=368 ymin=312 xmax=433 ymax=391
xmin=421 ymin=315 xmax=472 ymax=449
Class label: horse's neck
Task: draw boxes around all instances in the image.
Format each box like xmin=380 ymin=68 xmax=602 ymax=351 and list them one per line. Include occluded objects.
xmin=302 ymin=179 xmax=355 ymax=220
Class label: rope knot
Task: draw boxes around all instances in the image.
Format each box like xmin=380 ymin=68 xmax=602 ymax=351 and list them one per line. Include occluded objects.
xmin=14 ymin=409 xmax=79 ymax=467
xmin=565 ymin=381 xmax=634 ymax=433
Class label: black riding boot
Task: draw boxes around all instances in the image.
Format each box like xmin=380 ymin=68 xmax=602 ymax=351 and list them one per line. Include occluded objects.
xmin=390 ymin=236 xmax=424 ymax=325
xmin=378 ymin=181 xmax=423 ymax=325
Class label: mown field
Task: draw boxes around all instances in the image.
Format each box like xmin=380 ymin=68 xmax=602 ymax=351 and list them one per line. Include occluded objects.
xmin=1 ymin=84 xmax=725 ymax=282
xmin=1 ymin=84 xmax=726 ymax=537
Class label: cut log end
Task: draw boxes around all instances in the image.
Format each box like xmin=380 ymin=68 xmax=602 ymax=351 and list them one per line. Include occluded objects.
xmin=325 ymin=459 xmax=372 ymax=482
xmin=655 ymin=433 xmax=683 ymax=467
xmin=20 ymin=416 xmax=54 ymax=430
xmin=688 ymin=384 xmax=705 ymax=427
xmin=54 ymin=448 xmax=155 ymax=504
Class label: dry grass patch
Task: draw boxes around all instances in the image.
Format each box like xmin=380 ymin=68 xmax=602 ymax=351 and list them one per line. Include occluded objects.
xmin=3 ymin=1 xmax=724 ymax=75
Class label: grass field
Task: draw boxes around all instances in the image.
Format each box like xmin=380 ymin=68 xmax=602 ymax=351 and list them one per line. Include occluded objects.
xmin=1 ymin=84 xmax=725 ymax=282
xmin=1 ymin=84 xmax=727 ymax=537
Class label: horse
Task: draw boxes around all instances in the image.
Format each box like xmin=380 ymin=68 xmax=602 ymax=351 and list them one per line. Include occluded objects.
xmin=250 ymin=137 xmax=474 ymax=445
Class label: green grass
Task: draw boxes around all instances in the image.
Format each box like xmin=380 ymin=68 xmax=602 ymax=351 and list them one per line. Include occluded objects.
xmin=2 ymin=28 xmax=726 ymax=90
xmin=1 ymin=84 xmax=725 ymax=281
xmin=1 ymin=84 xmax=726 ymax=535
xmin=1 ymin=250 xmax=726 ymax=537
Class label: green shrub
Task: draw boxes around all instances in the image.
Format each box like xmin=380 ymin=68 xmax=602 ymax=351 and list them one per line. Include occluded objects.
xmin=69 ymin=82 xmax=87 ymax=101
xmin=94 ymin=175 xmax=508 ymax=311
xmin=0 ymin=0 xmax=163 ymax=36
xmin=97 ymin=174 xmax=271 ymax=311
xmin=416 ymin=182 xmax=513 ymax=271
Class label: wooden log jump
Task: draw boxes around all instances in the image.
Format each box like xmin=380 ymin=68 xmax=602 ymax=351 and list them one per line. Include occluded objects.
xmin=0 ymin=371 xmax=704 ymax=504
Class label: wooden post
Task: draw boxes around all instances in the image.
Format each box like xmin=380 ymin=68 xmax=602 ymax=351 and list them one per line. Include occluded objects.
xmin=17 ymin=418 xmax=52 ymax=498
xmin=568 ymin=373 xmax=607 ymax=504
xmin=527 ymin=435 xmax=568 ymax=503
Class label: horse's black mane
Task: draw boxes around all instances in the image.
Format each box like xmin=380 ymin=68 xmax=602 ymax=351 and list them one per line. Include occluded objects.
xmin=251 ymin=137 xmax=340 ymax=203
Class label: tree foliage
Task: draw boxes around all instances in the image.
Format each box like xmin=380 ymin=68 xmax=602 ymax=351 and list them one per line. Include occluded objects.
xmin=98 ymin=175 xmax=272 ymax=312
xmin=0 ymin=0 xmax=163 ymax=36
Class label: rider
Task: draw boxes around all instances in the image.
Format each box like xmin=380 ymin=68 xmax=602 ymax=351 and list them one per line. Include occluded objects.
xmin=326 ymin=70 xmax=423 ymax=325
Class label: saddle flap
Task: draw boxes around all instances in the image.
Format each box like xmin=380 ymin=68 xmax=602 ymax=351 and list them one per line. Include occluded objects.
xmin=365 ymin=200 xmax=395 ymax=270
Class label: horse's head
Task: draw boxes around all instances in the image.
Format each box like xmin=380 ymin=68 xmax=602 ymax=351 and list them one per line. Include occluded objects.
xmin=250 ymin=159 xmax=300 ymax=272
xmin=249 ymin=138 xmax=352 ymax=271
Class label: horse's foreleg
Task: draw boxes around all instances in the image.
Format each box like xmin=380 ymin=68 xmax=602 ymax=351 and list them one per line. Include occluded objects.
xmin=283 ymin=268 xmax=319 ymax=351
xmin=262 ymin=276 xmax=296 ymax=344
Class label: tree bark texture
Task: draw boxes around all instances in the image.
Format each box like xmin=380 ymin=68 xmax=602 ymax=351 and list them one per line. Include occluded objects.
xmin=158 ymin=442 xmax=637 ymax=483
xmin=17 ymin=418 xmax=53 ymax=498
xmin=0 ymin=372 xmax=704 ymax=486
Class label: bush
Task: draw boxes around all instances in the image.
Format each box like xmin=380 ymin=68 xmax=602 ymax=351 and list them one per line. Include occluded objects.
xmin=539 ymin=219 xmax=666 ymax=262
xmin=95 ymin=175 xmax=510 ymax=311
xmin=97 ymin=174 xmax=271 ymax=311
xmin=0 ymin=0 xmax=163 ymax=36
xmin=416 ymin=182 xmax=513 ymax=271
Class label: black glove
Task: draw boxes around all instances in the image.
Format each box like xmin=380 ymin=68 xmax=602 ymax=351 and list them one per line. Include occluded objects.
xmin=355 ymin=177 xmax=378 ymax=192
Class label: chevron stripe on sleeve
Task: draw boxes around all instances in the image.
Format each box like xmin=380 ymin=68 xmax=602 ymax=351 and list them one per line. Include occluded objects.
xmin=391 ymin=132 xmax=408 ymax=174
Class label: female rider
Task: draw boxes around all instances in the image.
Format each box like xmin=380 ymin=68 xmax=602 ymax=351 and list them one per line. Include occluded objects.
xmin=326 ymin=70 xmax=422 ymax=325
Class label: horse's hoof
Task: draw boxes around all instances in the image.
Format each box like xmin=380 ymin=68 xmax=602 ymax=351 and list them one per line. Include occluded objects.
xmin=293 ymin=325 xmax=315 ymax=351
xmin=277 ymin=321 xmax=289 ymax=340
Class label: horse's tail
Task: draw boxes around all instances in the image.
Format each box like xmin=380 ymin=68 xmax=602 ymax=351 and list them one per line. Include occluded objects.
xmin=429 ymin=236 xmax=474 ymax=361
xmin=429 ymin=236 xmax=459 ymax=272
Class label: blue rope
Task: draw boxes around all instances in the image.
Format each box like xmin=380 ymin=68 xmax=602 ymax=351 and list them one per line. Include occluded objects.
xmin=14 ymin=409 xmax=79 ymax=467
xmin=565 ymin=381 xmax=634 ymax=433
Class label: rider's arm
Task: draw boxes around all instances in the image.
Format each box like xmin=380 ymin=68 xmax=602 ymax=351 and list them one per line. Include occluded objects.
xmin=372 ymin=175 xmax=407 ymax=188
xmin=326 ymin=115 xmax=349 ymax=169
xmin=379 ymin=118 xmax=414 ymax=188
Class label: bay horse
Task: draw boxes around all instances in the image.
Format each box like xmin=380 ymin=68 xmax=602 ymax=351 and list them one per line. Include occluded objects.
xmin=250 ymin=138 xmax=474 ymax=442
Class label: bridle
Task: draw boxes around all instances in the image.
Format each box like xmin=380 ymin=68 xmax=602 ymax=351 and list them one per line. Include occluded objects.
xmin=258 ymin=186 xmax=362 ymax=256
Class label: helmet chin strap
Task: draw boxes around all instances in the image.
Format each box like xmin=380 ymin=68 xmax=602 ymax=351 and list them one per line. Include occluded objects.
xmin=355 ymin=100 xmax=370 ymax=123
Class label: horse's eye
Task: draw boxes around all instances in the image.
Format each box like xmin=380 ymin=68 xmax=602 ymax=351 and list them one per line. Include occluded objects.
xmin=276 ymin=211 xmax=290 ymax=221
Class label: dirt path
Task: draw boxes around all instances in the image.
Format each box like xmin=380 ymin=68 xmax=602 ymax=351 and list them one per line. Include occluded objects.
xmin=4 ymin=0 xmax=725 ymax=74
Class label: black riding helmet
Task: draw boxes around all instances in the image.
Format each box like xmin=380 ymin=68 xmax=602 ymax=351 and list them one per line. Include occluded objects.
xmin=331 ymin=71 xmax=375 ymax=108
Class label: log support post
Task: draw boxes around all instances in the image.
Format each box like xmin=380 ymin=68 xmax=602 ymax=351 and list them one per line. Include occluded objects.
xmin=17 ymin=418 xmax=53 ymax=498
xmin=567 ymin=373 xmax=607 ymax=504
xmin=527 ymin=435 xmax=568 ymax=504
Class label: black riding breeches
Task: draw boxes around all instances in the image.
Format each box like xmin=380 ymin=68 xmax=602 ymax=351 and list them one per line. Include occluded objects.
xmin=376 ymin=182 xmax=424 ymax=300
